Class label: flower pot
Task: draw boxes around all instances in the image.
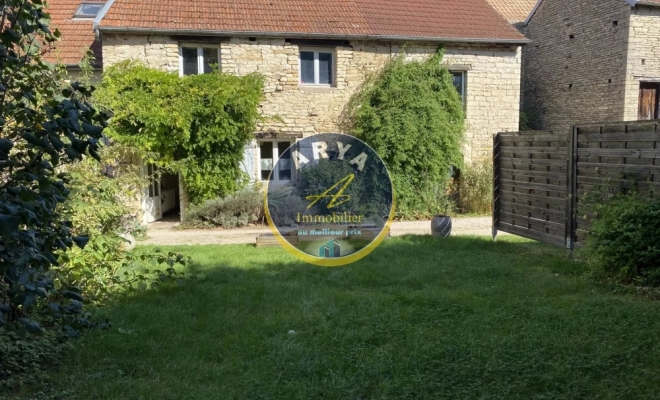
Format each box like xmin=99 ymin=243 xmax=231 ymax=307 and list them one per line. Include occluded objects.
xmin=431 ymin=215 xmax=452 ymax=237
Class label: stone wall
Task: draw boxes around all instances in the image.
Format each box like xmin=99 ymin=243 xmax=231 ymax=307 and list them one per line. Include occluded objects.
xmin=522 ymin=0 xmax=631 ymax=133
xmin=623 ymin=5 xmax=660 ymax=120
xmin=102 ymin=34 xmax=180 ymax=72
xmin=102 ymin=34 xmax=522 ymax=162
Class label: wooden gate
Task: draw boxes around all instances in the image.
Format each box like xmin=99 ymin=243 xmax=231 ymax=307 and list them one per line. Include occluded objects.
xmin=492 ymin=132 xmax=569 ymax=247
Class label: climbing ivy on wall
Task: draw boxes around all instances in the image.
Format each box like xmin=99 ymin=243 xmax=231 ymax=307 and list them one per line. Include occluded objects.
xmin=344 ymin=48 xmax=465 ymax=217
xmin=95 ymin=61 xmax=264 ymax=204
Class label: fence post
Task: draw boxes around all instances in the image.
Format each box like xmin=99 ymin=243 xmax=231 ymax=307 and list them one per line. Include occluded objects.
xmin=492 ymin=133 xmax=500 ymax=242
xmin=565 ymin=126 xmax=578 ymax=251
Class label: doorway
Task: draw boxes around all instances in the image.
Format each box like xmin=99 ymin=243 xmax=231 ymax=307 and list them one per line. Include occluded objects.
xmin=638 ymin=82 xmax=660 ymax=120
xmin=142 ymin=161 xmax=181 ymax=224
xmin=160 ymin=171 xmax=181 ymax=221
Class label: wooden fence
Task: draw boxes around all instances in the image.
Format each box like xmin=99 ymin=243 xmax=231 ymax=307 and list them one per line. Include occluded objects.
xmin=493 ymin=120 xmax=660 ymax=249
xmin=493 ymin=131 xmax=569 ymax=248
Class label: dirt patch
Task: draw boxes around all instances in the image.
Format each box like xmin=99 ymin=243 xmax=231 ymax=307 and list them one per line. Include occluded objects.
xmin=139 ymin=216 xmax=499 ymax=246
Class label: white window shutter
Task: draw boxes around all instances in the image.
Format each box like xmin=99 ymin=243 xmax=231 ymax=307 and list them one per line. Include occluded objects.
xmin=240 ymin=140 xmax=257 ymax=182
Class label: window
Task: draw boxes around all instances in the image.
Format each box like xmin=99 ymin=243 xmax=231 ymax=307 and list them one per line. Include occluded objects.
xmin=179 ymin=46 xmax=220 ymax=76
xmin=259 ymin=141 xmax=293 ymax=182
xmin=74 ymin=2 xmax=105 ymax=18
xmin=451 ymin=71 xmax=466 ymax=103
xmin=299 ymin=50 xmax=334 ymax=85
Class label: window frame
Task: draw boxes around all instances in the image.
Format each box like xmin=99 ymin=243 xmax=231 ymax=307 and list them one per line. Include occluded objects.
xmin=298 ymin=47 xmax=335 ymax=87
xmin=178 ymin=45 xmax=221 ymax=76
xmin=450 ymin=70 xmax=467 ymax=105
xmin=73 ymin=2 xmax=105 ymax=19
xmin=258 ymin=140 xmax=294 ymax=184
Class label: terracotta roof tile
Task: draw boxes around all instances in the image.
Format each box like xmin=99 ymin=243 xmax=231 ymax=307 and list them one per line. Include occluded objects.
xmin=98 ymin=0 xmax=527 ymax=42
xmin=44 ymin=0 xmax=103 ymax=66
xmin=484 ymin=0 xmax=537 ymax=23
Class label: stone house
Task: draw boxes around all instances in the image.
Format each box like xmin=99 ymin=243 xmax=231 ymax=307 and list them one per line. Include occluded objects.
xmin=48 ymin=0 xmax=527 ymax=222
xmin=522 ymin=0 xmax=660 ymax=133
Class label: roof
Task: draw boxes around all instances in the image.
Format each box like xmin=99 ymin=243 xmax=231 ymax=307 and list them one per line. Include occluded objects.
xmin=44 ymin=0 xmax=104 ymax=67
xmin=96 ymin=0 xmax=528 ymax=44
xmin=484 ymin=0 xmax=537 ymax=23
xmin=526 ymin=0 xmax=660 ymax=26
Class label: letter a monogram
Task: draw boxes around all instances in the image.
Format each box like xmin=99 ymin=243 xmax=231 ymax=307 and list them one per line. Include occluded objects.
xmin=305 ymin=174 xmax=355 ymax=209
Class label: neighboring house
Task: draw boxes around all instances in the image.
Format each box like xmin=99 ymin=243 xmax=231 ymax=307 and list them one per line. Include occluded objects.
xmin=44 ymin=0 xmax=104 ymax=80
xmin=522 ymin=0 xmax=660 ymax=133
xmin=48 ymin=0 xmax=528 ymax=223
xmin=484 ymin=0 xmax=538 ymax=28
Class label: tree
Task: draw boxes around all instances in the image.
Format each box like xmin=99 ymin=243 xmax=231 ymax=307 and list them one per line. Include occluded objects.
xmin=0 ymin=0 xmax=109 ymax=334
xmin=95 ymin=62 xmax=264 ymax=204
xmin=344 ymin=49 xmax=465 ymax=217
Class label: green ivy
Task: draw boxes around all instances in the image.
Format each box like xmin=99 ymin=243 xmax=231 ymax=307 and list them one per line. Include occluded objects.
xmin=344 ymin=48 xmax=465 ymax=217
xmin=95 ymin=62 xmax=265 ymax=204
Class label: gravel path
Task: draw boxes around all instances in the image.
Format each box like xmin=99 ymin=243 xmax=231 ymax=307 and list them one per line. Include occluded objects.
xmin=139 ymin=216 xmax=498 ymax=246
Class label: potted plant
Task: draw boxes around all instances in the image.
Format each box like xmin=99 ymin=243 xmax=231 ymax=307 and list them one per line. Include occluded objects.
xmin=431 ymin=185 xmax=455 ymax=237
xmin=431 ymin=215 xmax=452 ymax=237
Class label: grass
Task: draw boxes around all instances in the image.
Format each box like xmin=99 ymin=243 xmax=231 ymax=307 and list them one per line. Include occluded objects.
xmin=26 ymin=236 xmax=660 ymax=399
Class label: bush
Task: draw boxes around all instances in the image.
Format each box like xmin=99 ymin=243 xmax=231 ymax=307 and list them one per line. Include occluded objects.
xmin=62 ymin=142 xmax=144 ymax=238
xmin=96 ymin=62 xmax=264 ymax=203
xmin=180 ymin=186 xmax=264 ymax=229
xmin=584 ymin=193 xmax=660 ymax=286
xmin=0 ymin=0 xmax=110 ymax=340
xmin=267 ymin=185 xmax=311 ymax=227
xmin=0 ymin=329 xmax=72 ymax=392
xmin=458 ymin=161 xmax=493 ymax=215
xmin=295 ymin=158 xmax=391 ymax=219
xmin=344 ymin=48 xmax=465 ymax=216
xmin=0 ymin=3 xmax=190 ymax=392
xmin=55 ymin=143 xmax=190 ymax=305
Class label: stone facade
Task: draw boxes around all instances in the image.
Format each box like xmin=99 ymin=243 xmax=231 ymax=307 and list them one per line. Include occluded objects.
xmin=623 ymin=5 xmax=660 ymax=120
xmin=102 ymin=34 xmax=522 ymax=164
xmin=102 ymin=34 xmax=180 ymax=73
xmin=522 ymin=0 xmax=632 ymax=134
xmin=523 ymin=0 xmax=660 ymax=133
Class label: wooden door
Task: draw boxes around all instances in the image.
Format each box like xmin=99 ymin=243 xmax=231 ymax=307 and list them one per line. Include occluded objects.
xmin=638 ymin=82 xmax=659 ymax=120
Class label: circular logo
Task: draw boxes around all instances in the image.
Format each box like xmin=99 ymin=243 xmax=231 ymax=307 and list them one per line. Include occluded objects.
xmin=264 ymin=133 xmax=395 ymax=267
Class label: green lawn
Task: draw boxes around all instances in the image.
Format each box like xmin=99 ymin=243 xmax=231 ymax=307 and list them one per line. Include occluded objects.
xmin=32 ymin=236 xmax=660 ymax=399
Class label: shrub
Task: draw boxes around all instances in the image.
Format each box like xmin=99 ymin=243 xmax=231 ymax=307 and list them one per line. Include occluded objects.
xmin=55 ymin=143 xmax=190 ymax=305
xmin=0 ymin=329 xmax=72 ymax=392
xmin=458 ymin=160 xmax=493 ymax=215
xmin=267 ymin=185 xmax=311 ymax=227
xmin=344 ymin=48 xmax=465 ymax=216
xmin=0 ymin=3 xmax=190 ymax=391
xmin=62 ymin=142 xmax=144 ymax=238
xmin=392 ymin=181 xmax=457 ymax=220
xmin=0 ymin=0 xmax=109 ymax=338
xmin=95 ymin=62 xmax=264 ymax=203
xmin=180 ymin=186 xmax=264 ymax=229
xmin=583 ymin=193 xmax=660 ymax=286
xmin=295 ymin=158 xmax=391 ymax=218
